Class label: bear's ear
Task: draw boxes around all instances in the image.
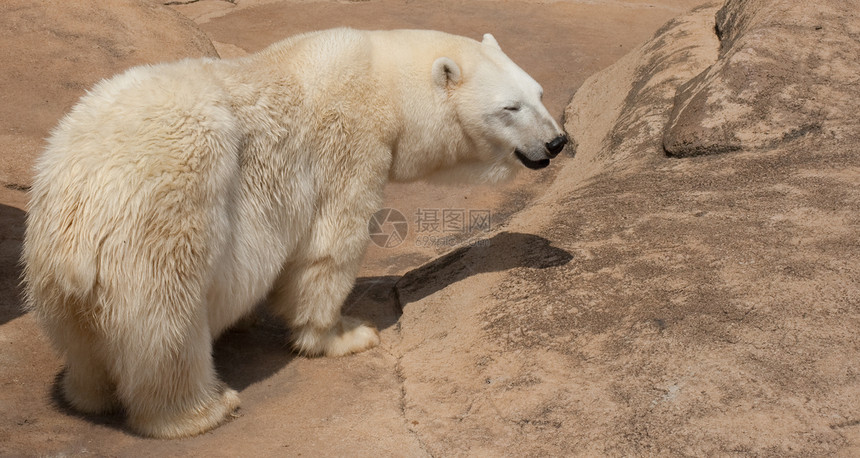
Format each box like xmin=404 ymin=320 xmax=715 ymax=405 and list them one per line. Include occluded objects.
xmin=432 ymin=57 xmax=461 ymax=89
xmin=482 ymin=33 xmax=501 ymax=51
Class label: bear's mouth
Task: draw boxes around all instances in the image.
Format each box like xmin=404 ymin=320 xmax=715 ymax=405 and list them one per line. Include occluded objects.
xmin=514 ymin=149 xmax=550 ymax=170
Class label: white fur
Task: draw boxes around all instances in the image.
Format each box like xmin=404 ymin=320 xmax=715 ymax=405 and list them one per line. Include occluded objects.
xmin=22 ymin=28 xmax=563 ymax=438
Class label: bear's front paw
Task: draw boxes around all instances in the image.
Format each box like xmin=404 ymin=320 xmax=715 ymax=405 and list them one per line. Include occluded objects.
xmin=293 ymin=316 xmax=380 ymax=357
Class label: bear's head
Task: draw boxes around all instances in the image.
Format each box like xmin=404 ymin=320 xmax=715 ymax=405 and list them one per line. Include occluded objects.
xmin=429 ymin=33 xmax=568 ymax=183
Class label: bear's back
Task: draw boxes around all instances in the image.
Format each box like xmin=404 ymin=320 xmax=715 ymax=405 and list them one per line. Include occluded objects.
xmin=26 ymin=58 xmax=243 ymax=301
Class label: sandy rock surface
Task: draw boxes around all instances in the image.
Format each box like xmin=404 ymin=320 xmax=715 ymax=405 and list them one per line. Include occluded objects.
xmin=663 ymin=0 xmax=860 ymax=156
xmin=564 ymin=1 xmax=859 ymax=453
xmin=2 ymin=0 xmax=858 ymax=456
xmin=391 ymin=2 xmax=860 ymax=454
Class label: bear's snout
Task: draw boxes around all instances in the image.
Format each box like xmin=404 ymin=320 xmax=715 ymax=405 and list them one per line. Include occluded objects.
xmin=545 ymin=135 xmax=568 ymax=158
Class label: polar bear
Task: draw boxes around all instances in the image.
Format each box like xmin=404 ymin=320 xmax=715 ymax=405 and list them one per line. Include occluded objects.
xmin=23 ymin=28 xmax=567 ymax=438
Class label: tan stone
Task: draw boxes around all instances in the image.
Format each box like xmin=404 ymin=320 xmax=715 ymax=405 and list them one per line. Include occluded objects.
xmin=663 ymin=0 xmax=860 ymax=157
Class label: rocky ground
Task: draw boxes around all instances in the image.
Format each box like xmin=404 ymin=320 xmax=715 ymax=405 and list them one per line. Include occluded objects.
xmin=1 ymin=0 xmax=858 ymax=456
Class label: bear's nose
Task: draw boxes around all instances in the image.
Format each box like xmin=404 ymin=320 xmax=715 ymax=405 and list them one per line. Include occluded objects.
xmin=545 ymin=135 xmax=568 ymax=158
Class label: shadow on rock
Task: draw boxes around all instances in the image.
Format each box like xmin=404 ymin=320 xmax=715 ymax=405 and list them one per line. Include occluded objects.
xmin=0 ymin=203 xmax=26 ymax=326
xmin=396 ymin=231 xmax=573 ymax=307
xmin=344 ymin=232 xmax=573 ymax=327
xmin=213 ymin=309 xmax=297 ymax=391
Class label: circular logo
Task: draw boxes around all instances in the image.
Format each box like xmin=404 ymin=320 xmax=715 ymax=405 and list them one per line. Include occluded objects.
xmin=369 ymin=208 xmax=408 ymax=248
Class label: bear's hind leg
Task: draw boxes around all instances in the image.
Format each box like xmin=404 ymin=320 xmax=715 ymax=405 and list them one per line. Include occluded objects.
xmin=113 ymin=312 xmax=239 ymax=439
xmin=62 ymin=343 xmax=118 ymax=415
xmin=48 ymin=316 xmax=119 ymax=415
xmin=270 ymin=258 xmax=379 ymax=357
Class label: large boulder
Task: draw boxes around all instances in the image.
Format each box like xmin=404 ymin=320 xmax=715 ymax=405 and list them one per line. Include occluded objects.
xmin=0 ymin=0 xmax=218 ymax=190
xmin=662 ymin=0 xmax=860 ymax=157
xmin=562 ymin=3 xmax=720 ymax=172
xmin=389 ymin=0 xmax=860 ymax=455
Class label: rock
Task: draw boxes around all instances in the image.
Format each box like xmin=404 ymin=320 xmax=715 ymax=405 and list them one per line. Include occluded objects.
xmin=663 ymin=0 xmax=860 ymax=157
xmin=549 ymin=1 xmax=860 ymax=454
xmin=0 ymin=0 xmax=218 ymax=189
xmin=387 ymin=0 xmax=860 ymax=454
xmin=564 ymin=3 xmax=720 ymax=175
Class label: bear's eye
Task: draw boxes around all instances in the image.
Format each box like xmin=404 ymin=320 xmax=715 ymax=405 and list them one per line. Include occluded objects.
xmin=503 ymin=105 xmax=521 ymax=112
